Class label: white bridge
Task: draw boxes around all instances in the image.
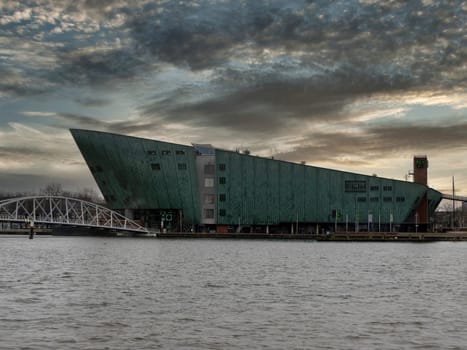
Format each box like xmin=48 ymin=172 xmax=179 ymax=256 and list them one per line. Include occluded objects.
xmin=0 ymin=196 xmax=150 ymax=234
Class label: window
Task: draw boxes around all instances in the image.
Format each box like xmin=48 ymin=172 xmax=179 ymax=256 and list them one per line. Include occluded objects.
xmin=219 ymin=194 xmax=226 ymax=202
xmin=204 ymin=209 xmax=214 ymax=219
xmin=219 ymin=177 xmax=226 ymax=184
xmin=218 ymin=163 xmax=226 ymax=171
xmin=161 ymin=150 xmax=171 ymax=156
xmin=204 ymin=194 xmax=215 ymax=204
xmin=396 ymin=196 xmax=405 ymax=202
xmin=370 ymin=197 xmax=379 ymax=202
xmin=383 ymin=185 xmax=393 ymax=191
xmin=383 ymin=197 xmax=392 ymax=202
xmin=219 ymin=209 xmax=226 ymax=217
xmin=151 ymin=163 xmax=161 ymax=170
xmin=344 ymin=180 xmax=366 ymax=193
xmin=204 ymin=178 xmax=214 ymax=187
xmin=176 ymin=150 xmax=185 ymax=155
xmin=204 ymin=164 xmax=215 ymax=175
xmin=178 ymin=163 xmax=187 ymax=170
xmin=147 ymin=150 xmax=157 ymax=156
xmin=357 ymin=197 xmax=366 ymax=202
xmin=370 ymin=185 xmax=379 ymax=191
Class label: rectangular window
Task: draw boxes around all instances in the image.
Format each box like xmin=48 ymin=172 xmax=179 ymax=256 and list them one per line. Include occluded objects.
xmin=151 ymin=163 xmax=161 ymax=170
xmin=204 ymin=164 xmax=215 ymax=175
xmin=383 ymin=197 xmax=392 ymax=202
xmin=218 ymin=163 xmax=226 ymax=171
xmin=383 ymin=185 xmax=393 ymax=191
xmin=147 ymin=150 xmax=157 ymax=156
xmin=175 ymin=150 xmax=185 ymax=155
xmin=178 ymin=163 xmax=187 ymax=170
xmin=219 ymin=194 xmax=226 ymax=202
xmin=370 ymin=186 xmax=379 ymax=191
xmin=204 ymin=209 xmax=214 ymax=219
xmin=219 ymin=177 xmax=226 ymax=184
xmin=219 ymin=209 xmax=226 ymax=217
xmin=161 ymin=150 xmax=171 ymax=156
xmin=204 ymin=178 xmax=214 ymax=187
xmin=357 ymin=197 xmax=366 ymax=202
xmin=344 ymin=180 xmax=366 ymax=193
xmin=396 ymin=196 xmax=405 ymax=202
xmin=204 ymin=194 xmax=215 ymax=204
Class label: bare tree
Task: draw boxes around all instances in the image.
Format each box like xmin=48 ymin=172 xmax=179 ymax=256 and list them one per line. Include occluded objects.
xmin=40 ymin=183 xmax=63 ymax=196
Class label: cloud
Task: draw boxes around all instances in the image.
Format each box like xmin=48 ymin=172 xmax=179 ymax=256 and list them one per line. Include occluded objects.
xmin=273 ymin=121 xmax=467 ymax=165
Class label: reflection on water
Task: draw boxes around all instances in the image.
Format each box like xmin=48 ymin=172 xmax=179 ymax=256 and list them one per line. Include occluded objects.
xmin=1 ymin=235 xmax=467 ymax=349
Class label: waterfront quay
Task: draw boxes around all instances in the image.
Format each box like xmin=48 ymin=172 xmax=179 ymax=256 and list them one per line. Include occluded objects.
xmin=156 ymin=231 xmax=467 ymax=241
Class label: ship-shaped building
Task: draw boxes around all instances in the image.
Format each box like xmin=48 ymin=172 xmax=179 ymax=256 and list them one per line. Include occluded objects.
xmin=71 ymin=129 xmax=442 ymax=233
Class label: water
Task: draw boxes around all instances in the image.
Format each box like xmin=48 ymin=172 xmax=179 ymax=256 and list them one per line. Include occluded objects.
xmin=1 ymin=236 xmax=467 ymax=350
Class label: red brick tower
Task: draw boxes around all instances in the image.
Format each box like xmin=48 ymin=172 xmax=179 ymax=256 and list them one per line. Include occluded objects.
xmin=413 ymin=156 xmax=428 ymax=225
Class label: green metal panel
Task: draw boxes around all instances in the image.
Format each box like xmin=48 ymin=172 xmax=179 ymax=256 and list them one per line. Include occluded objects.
xmin=215 ymin=149 xmax=439 ymax=225
xmin=70 ymin=129 xmax=201 ymax=224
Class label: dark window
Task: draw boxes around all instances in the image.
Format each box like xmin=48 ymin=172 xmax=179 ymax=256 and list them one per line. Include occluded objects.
xmin=344 ymin=180 xmax=366 ymax=193
xmin=204 ymin=164 xmax=215 ymax=175
xmin=204 ymin=209 xmax=214 ymax=219
xmin=176 ymin=150 xmax=185 ymax=155
xmin=370 ymin=197 xmax=379 ymax=202
xmin=357 ymin=197 xmax=366 ymax=202
xmin=219 ymin=209 xmax=226 ymax=217
xmin=383 ymin=197 xmax=392 ymax=202
xmin=151 ymin=163 xmax=161 ymax=170
xmin=161 ymin=150 xmax=171 ymax=156
xmin=218 ymin=163 xmax=226 ymax=171
xmin=147 ymin=150 xmax=157 ymax=156
xmin=178 ymin=163 xmax=187 ymax=170
xmin=370 ymin=186 xmax=379 ymax=191
xmin=219 ymin=194 xmax=226 ymax=202
xmin=396 ymin=196 xmax=405 ymax=202
xmin=383 ymin=185 xmax=393 ymax=191
xmin=219 ymin=177 xmax=226 ymax=184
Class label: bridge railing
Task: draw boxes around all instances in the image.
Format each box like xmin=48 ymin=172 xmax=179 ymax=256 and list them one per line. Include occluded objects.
xmin=0 ymin=196 xmax=149 ymax=234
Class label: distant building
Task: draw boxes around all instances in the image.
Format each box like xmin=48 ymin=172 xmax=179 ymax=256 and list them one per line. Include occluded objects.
xmin=71 ymin=129 xmax=442 ymax=233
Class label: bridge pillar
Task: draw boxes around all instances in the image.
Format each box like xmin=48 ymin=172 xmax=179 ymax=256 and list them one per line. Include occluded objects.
xmin=124 ymin=209 xmax=134 ymax=220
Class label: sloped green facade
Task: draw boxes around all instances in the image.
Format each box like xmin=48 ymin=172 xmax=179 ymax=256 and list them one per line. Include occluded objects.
xmin=71 ymin=129 xmax=200 ymax=224
xmin=215 ymin=149 xmax=438 ymax=226
xmin=71 ymin=129 xmax=442 ymax=229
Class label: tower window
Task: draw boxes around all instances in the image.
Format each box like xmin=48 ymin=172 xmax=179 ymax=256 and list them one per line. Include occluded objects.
xmin=151 ymin=163 xmax=161 ymax=170
xmin=219 ymin=177 xmax=226 ymax=184
xmin=178 ymin=163 xmax=187 ymax=170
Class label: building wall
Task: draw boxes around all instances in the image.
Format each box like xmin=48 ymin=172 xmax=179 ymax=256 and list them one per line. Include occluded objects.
xmin=71 ymin=129 xmax=201 ymax=224
xmin=72 ymin=129 xmax=443 ymax=229
xmin=215 ymin=149 xmax=435 ymax=226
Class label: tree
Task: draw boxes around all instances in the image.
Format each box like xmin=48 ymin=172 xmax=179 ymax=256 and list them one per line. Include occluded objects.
xmin=40 ymin=183 xmax=63 ymax=196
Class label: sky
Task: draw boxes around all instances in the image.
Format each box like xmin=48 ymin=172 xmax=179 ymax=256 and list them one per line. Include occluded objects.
xmin=0 ymin=0 xmax=466 ymax=198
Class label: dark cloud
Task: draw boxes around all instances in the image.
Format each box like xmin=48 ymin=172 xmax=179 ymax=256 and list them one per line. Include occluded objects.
xmin=75 ymin=97 xmax=112 ymax=107
xmin=274 ymin=121 xmax=467 ymax=164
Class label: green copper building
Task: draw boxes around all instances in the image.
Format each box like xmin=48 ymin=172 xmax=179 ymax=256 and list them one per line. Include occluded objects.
xmin=71 ymin=129 xmax=442 ymax=233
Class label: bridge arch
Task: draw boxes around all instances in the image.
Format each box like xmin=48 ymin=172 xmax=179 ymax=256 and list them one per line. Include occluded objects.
xmin=0 ymin=196 xmax=149 ymax=234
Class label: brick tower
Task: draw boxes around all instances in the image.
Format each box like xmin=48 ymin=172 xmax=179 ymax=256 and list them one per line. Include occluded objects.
xmin=413 ymin=156 xmax=428 ymax=226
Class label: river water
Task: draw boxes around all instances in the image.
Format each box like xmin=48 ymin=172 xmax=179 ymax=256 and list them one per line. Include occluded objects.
xmin=1 ymin=235 xmax=467 ymax=349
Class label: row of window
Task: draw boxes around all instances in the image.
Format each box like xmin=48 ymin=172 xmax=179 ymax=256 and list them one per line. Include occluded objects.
xmin=204 ymin=194 xmax=227 ymax=203
xmin=204 ymin=208 xmax=226 ymax=219
xmin=146 ymin=150 xmax=186 ymax=156
xmin=151 ymin=163 xmax=187 ymax=171
xmin=358 ymin=196 xmax=405 ymax=203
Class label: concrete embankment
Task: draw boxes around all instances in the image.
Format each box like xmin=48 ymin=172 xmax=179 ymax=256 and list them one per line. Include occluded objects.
xmin=157 ymin=231 xmax=467 ymax=241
